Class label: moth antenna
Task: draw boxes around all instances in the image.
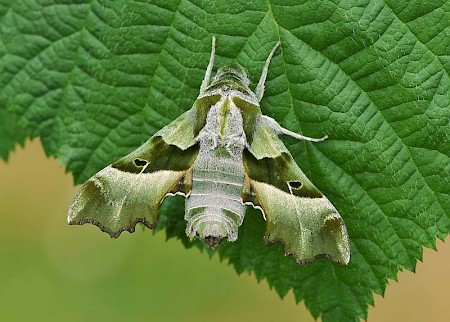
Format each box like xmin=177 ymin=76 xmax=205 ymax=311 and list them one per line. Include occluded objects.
xmin=200 ymin=36 xmax=216 ymax=94
xmin=255 ymin=41 xmax=281 ymax=102
xmin=262 ymin=115 xmax=328 ymax=142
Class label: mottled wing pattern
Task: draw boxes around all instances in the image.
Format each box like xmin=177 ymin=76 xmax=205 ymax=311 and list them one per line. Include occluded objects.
xmin=68 ymin=110 xmax=199 ymax=237
xmin=243 ymin=117 xmax=350 ymax=264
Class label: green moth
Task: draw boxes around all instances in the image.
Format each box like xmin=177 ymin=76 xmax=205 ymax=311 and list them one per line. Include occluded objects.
xmin=68 ymin=37 xmax=350 ymax=265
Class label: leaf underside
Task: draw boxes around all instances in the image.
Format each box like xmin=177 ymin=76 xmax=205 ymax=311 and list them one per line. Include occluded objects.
xmin=1 ymin=1 xmax=449 ymax=321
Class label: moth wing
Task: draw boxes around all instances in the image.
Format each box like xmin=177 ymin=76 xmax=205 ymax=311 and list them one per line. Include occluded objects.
xmin=243 ymin=118 xmax=350 ymax=264
xmin=68 ymin=109 xmax=199 ymax=237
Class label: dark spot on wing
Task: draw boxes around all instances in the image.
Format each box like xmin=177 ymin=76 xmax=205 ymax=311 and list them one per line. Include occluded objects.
xmin=289 ymin=181 xmax=302 ymax=189
xmin=134 ymin=159 xmax=148 ymax=167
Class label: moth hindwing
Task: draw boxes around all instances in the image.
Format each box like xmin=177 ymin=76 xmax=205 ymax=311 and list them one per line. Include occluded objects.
xmin=68 ymin=37 xmax=351 ymax=265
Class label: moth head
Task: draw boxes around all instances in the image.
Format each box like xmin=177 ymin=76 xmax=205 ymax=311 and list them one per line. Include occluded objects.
xmin=213 ymin=65 xmax=250 ymax=87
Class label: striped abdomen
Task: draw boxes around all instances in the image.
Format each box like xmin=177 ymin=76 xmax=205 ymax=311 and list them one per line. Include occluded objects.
xmin=185 ymin=97 xmax=246 ymax=247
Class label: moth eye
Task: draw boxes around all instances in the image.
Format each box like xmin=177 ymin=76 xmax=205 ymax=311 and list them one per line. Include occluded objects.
xmin=289 ymin=181 xmax=302 ymax=189
xmin=134 ymin=159 xmax=148 ymax=167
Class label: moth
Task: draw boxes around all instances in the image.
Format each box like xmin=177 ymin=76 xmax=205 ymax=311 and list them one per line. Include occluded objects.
xmin=68 ymin=37 xmax=350 ymax=265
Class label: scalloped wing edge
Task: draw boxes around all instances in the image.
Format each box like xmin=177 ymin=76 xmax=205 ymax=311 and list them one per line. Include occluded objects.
xmin=68 ymin=165 xmax=189 ymax=238
xmin=248 ymin=180 xmax=350 ymax=265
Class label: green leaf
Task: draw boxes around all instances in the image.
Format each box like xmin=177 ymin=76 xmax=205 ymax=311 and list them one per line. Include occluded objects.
xmin=0 ymin=108 xmax=26 ymax=160
xmin=1 ymin=1 xmax=449 ymax=321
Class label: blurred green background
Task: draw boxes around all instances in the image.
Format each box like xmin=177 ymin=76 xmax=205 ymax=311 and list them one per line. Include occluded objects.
xmin=0 ymin=140 xmax=448 ymax=322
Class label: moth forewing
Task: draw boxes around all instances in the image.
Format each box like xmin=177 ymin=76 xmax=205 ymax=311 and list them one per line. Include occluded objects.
xmin=67 ymin=134 xmax=198 ymax=237
xmin=68 ymin=36 xmax=350 ymax=265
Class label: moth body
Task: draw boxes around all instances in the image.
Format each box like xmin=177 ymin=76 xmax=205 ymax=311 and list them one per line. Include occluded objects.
xmin=68 ymin=37 xmax=351 ymax=265
xmin=186 ymin=91 xmax=248 ymax=246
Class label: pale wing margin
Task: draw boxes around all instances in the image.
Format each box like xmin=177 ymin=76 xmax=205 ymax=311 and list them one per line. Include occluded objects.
xmin=68 ymin=167 xmax=186 ymax=237
xmin=249 ymin=180 xmax=350 ymax=264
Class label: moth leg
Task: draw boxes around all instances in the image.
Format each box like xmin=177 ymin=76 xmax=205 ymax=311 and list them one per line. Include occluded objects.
xmin=255 ymin=41 xmax=281 ymax=102
xmin=200 ymin=36 xmax=216 ymax=94
xmin=262 ymin=115 xmax=328 ymax=142
xmin=224 ymin=133 xmax=247 ymax=156
xmin=196 ymin=129 xmax=221 ymax=150
xmin=225 ymin=133 xmax=247 ymax=147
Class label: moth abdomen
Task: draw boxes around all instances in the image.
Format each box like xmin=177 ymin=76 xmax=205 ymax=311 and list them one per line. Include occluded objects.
xmin=185 ymin=169 xmax=246 ymax=246
xmin=185 ymin=145 xmax=246 ymax=246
